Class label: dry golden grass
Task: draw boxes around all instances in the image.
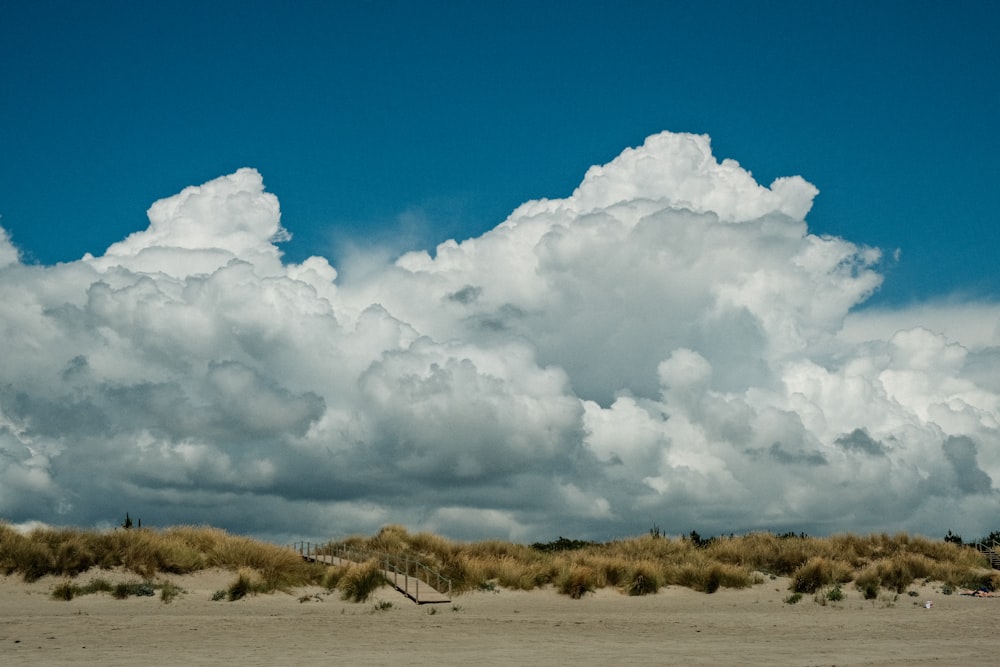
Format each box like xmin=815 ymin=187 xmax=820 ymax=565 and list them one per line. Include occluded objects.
xmin=2 ymin=521 xmax=996 ymax=600
xmin=0 ymin=523 xmax=322 ymax=590
xmin=789 ymin=557 xmax=853 ymax=593
xmin=556 ymin=563 xmax=600 ymax=598
xmin=337 ymin=559 xmax=388 ymax=602
xmin=330 ymin=526 xmax=997 ymax=598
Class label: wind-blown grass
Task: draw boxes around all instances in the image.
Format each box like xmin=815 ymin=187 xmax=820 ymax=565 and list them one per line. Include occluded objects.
xmin=0 ymin=523 xmax=322 ymax=590
xmin=2 ymin=522 xmax=996 ymax=601
xmin=337 ymin=560 xmax=388 ymax=602
xmin=326 ymin=525 xmax=999 ymax=598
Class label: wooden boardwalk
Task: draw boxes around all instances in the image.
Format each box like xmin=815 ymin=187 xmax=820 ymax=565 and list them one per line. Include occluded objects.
xmin=292 ymin=542 xmax=451 ymax=605
xmin=976 ymin=541 xmax=1000 ymax=570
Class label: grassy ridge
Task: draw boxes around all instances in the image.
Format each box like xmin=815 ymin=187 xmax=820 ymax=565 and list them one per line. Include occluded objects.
xmin=1 ymin=522 xmax=996 ymax=600
xmin=332 ymin=525 xmax=998 ymax=597
xmin=0 ymin=523 xmax=320 ymax=590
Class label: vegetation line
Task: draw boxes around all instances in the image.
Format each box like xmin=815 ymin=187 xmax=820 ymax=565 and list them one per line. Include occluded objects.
xmin=2 ymin=522 xmax=996 ymax=601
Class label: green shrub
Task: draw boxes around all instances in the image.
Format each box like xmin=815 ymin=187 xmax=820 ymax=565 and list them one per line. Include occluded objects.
xmin=52 ymin=581 xmax=79 ymax=600
xmin=530 ymin=537 xmax=597 ymax=552
xmin=53 ymin=577 xmax=170 ymax=601
xmin=112 ymin=581 xmax=156 ymax=599
xmin=227 ymin=570 xmax=260 ymax=601
xmin=113 ymin=582 xmax=131 ymax=599
xmin=159 ymin=582 xmax=182 ymax=603
xmin=84 ymin=578 xmax=114 ymax=594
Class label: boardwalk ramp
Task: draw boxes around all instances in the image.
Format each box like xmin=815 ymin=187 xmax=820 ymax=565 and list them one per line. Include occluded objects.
xmin=292 ymin=542 xmax=451 ymax=604
xmin=976 ymin=541 xmax=1000 ymax=570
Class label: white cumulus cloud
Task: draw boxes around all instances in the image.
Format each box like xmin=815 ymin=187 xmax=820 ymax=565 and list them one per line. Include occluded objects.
xmin=0 ymin=131 xmax=997 ymax=543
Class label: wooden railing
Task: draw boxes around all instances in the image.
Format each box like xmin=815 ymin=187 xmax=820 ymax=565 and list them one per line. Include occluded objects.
xmin=290 ymin=541 xmax=452 ymax=603
xmin=975 ymin=540 xmax=1000 ymax=570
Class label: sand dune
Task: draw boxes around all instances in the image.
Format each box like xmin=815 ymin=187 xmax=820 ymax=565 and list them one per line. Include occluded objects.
xmin=1 ymin=571 xmax=996 ymax=666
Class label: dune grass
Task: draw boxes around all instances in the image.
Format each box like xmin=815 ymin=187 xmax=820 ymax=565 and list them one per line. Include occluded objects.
xmin=2 ymin=521 xmax=997 ymax=601
xmin=337 ymin=559 xmax=389 ymax=602
xmin=327 ymin=525 xmax=999 ymax=598
xmin=49 ymin=577 xmax=182 ymax=602
xmin=0 ymin=522 xmax=324 ymax=591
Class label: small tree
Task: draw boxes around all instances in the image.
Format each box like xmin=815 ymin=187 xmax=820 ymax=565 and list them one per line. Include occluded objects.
xmin=689 ymin=530 xmax=714 ymax=548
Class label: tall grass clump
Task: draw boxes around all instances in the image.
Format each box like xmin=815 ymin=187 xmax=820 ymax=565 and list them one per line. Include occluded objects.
xmin=320 ymin=565 xmax=345 ymax=591
xmin=706 ymin=532 xmax=813 ymax=575
xmin=875 ymin=554 xmax=929 ymax=593
xmin=790 ymin=557 xmax=852 ymax=594
xmin=159 ymin=581 xmax=182 ymax=603
xmin=622 ymin=562 xmax=660 ymax=596
xmin=52 ymin=533 xmax=99 ymax=576
xmin=450 ymin=552 xmax=553 ymax=591
xmin=555 ymin=564 xmax=599 ymax=599
xmin=586 ymin=555 xmax=629 ymax=588
xmin=854 ymin=566 xmax=881 ymax=599
xmin=226 ymin=567 xmax=264 ymax=601
xmin=668 ymin=560 xmax=755 ymax=593
xmin=52 ymin=581 xmax=79 ymax=600
xmin=207 ymin=531 xmax=318 ymax=591
xmin=931 ymin=562 xmax=1000 ymax=591
xmin=5 ymin=538 xmax=54 ymax=582
xmin=338 ymin=560 xmax=388 ymax=602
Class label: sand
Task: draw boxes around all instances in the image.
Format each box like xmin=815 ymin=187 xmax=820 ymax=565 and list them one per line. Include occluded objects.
xmin=2 ymin=570 xmax=997 ymax=666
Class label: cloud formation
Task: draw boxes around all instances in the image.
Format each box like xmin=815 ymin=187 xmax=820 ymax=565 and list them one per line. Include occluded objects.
xmin=1 ymin=132 xmax=998 ymax=543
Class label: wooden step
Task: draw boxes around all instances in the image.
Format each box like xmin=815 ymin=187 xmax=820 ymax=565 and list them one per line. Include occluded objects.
xmin=975 ymin=544 xmax=1000 ymax=570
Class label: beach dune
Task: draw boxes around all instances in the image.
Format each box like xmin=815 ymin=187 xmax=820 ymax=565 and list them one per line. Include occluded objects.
xmin=2 ymin=570 xmax=995 ymax=666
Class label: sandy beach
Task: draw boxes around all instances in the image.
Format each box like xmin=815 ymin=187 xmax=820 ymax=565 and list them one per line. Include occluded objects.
xmin=2 ymin=570 xmax=998 ymax=666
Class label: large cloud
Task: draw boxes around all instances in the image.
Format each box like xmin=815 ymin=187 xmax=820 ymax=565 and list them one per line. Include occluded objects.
xmin=0 ymin=132 xmax=997 ymax=543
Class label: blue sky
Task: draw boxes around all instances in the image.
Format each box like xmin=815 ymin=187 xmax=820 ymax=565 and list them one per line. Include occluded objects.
xmin=2 ymin=2 xmax=1000 ymax=543
xmin=2 ymin=0 xmax=997 ymax=305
